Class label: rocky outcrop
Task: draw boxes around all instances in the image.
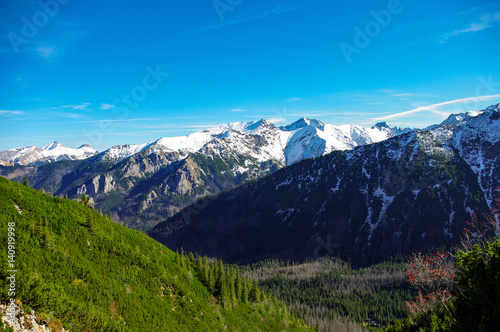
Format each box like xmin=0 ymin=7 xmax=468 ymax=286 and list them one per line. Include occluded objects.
xmin=1 ymin=303 xmax=66 ymax=332
xmin=76 ymin=174 xmax=115 ymax=195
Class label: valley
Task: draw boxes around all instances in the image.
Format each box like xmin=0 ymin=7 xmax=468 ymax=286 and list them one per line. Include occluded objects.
xmin=2 ymin=1 xmax=499 ymax=330
xmin=1 ymin=104 xmax=499 ymax=331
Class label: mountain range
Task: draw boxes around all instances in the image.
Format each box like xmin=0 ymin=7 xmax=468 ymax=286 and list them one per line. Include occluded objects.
xmin=1 ymin=105 xmax=498 ymax=245
xmin=149 ymin=104 xmax=500 ymax=265
xmin=0 ymin=142 xmax=98 ymax=166
xmin=0 ymin=117 xmax=412 ymax=229
xmin=1 ymin=118 xmax=409 ymax=167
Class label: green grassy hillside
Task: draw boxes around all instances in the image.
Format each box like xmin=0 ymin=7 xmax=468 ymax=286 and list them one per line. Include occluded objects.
xmin=0 ymin=177 xmax=310 ymax=331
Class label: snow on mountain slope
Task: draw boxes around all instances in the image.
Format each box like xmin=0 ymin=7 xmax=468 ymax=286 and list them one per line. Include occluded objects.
xmin=151 ymin=104 xmax=500 ymax=264
xmin=279 ymin=117 xmax=325 ymax=131
xmin=424 ymin=109 xmax=484 ymax=130
xmin=93 ymin=117 xmax=400 ymax=166
xmin=97 ymin=143 xmax=149 ymax=162
xmin=283 ymin=120 xmax=398 ymax=165
xmin=444 ymin=103 xmax=500 ymax=209
xmin=0 ymin=142 xmax=99 ymax=166
xmin=0 ymin=117 xmax=407 ymax=167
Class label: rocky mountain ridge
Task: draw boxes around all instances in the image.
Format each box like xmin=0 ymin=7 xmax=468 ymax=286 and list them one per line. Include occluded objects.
xmin=0 ymin=142 xmax=98 ymax=166
xmin=149 ymin=104 xmax=500 ymax=265
xmin=0 ymin=117 xmax=407 ymax=229
xmin=0 ymin=117 xmax=405 ymax=167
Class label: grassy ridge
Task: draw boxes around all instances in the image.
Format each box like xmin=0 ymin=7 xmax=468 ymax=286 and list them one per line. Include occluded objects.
xmin=0 ymin=177 xmax=310 ymax=331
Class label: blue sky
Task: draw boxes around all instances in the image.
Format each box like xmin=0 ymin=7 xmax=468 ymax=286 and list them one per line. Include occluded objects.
xmin=1 ymin=0 xmax=500 ymax=151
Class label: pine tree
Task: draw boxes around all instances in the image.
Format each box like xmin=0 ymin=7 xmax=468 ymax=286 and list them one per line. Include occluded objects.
xmin=215 ymin=261 xmax=226 ymax=298
xmin=87 ymin=213 xmax=95 ymax=234
xmin=202 ymin=260 xmax=209 ymax=288
xmin=180 ymin=247 xmax=185 ymax=268
xmin=208 ymin=267 xmax=215 ymax=294
xmin=196 ymin=256 xmax=202 ymax=270
xmin=249 ymin=278 xmax=261 ymax=303
xmin=23 ymin=177 xmax=29 ymax=187
xmin=235 ymin=269 xmax=243 ymax=302
xmin=188 ymin=251 xmax=195 ymax=264
xmin=241 ymin=276 xmax=249 ymax=304
xmin=228 ymin=267 xmax=237 ymax=305
xmin=81 ymin=193 xmax=88 ymax=206
xmin=175 ymin=250 xmax=181 ymax=266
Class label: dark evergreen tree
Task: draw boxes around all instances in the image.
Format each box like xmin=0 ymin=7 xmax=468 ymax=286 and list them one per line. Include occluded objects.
xmin=235 ymin=269 xmax=243 ymax=302
xmin=249 ymin=278 xmax=261 ymax=303
xmin=242 ymin=276 xmax=250 ymax=304
xmin=81 ymin=193 xmax=88 ymax=206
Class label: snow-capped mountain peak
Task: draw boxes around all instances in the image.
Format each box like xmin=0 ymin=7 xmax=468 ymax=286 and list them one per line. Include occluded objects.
xmin=280 ymin=117 xmax=325 ymax=131
xmin=42 ymin=141 xmax=64 ymax=151
xmin=424 ymin=105 xmax=495 ymax=130
xmin=485 ymin=103 xmax=500 ymax=112
xmin=0 ymin=142 xmax=99 ymax=166
xmin=0 ymin=117 xmax=407 ymax=167
xmin=440 ymin=111 xmax=482 ymax=126
xmin=240 ymin=118 xmax=276 ymax=134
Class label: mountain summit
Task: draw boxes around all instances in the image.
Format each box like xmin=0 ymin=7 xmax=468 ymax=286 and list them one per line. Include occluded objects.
xmin=0 ymin=117 xmax=407 ymax=229
xmin=0 ymin=141 xmax=99 ymax=166
xmin=0 ymin=118 xmax=406 ymax=167
xmin=149 ymin=104 xmax=500 ymax=264
xmin=280 ymin=117 xmax=325 ymax=131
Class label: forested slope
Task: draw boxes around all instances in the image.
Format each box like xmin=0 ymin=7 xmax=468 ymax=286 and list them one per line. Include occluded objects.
xmin=0 ymin=177 xmax=310 ymax=331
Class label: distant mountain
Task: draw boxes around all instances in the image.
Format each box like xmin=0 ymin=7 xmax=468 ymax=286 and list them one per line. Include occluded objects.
xmin=372 ymin=121 xmax=415 ymax=136
xmin=1 ymin=117 xmax=406 ymax=229
xmin=149 ymin=104 xmax=500 ymax=265
xmin=0 ymin=141 xmax=98 ymax=166
xmin=422 ymin=105 xmax=495 ymax=130
xmin=87 ymin=117 xmax=403 ymax=166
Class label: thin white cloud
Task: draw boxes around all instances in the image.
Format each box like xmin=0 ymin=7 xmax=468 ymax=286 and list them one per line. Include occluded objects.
xmin=373 ymin=94 xmax=500 ymax=121
xmin=379 ymin=89 xmax=416 ymax=98
xmin=100 ymin=103 xmax=115 ymax=110
xmin=245 ymin=112 xmax=334 ymax=119
xmin=36 ymin=45 xmax=57 ymax=58
xmin=443 ymin=12 xmax=500 ymax=41
xmin=193 ymin=5 xmax=300 ymax=31
xmin=48 ymin=111 xmax=87 ymax=119
xmin=0 ymin=110 xmax=25 ymax=115
xmin=49 ymin=103 xmax=91 ymax=111
xmin=266 ymin=117 xmax=286 ymax=124
xmin=230 ymin=108 xmax=245 ymax=112
xmin=284 ymin=97 xmax=302 ymax=103
xmin=50 ymin=105 xmax=72 ymax=109
xmin=72 ymin=103 xmax=91 ymax=110
xmin=379 ymin=89 xmax=438 ymax=100
xmin=35 ymin=117 xmax=206 ymax=125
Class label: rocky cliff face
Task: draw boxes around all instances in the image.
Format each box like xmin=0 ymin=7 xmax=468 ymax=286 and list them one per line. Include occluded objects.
xmin=1 ymin=303 xmax=67 ymax=332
